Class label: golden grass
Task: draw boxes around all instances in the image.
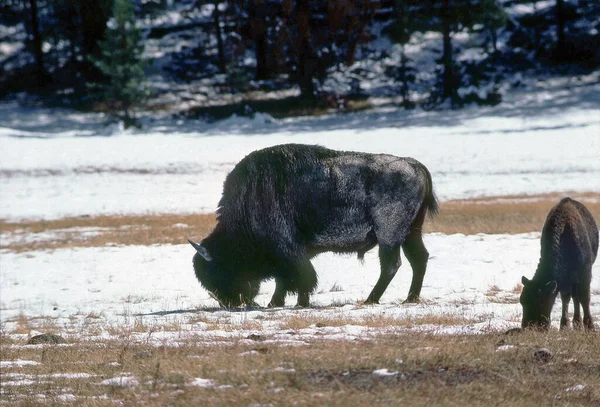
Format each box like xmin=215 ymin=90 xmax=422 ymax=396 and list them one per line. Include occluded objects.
xmin=1 ymin=192 xmax=599 ymax=252
xmin=276 ymin=312 xmax=475 ymax=331
xmin=426 ymin=191 xmax=600 ymax=235
xmin=0 ymin=213 xmax=215 ymax=252
xmin=1 ymin=330 xmax=599 ymax=406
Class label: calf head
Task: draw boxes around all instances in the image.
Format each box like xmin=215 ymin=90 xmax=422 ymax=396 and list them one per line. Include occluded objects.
xmin=520 ymin=276 xmax=558 ymax=330
xmin=188 ymin=239 xmax=259 ymax=308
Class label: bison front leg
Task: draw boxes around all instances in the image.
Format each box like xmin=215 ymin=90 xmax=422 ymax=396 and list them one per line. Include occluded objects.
xmin=272 ymin=258 xmax=318 ymax=308
xmin=365 ymin=245 xmax=401 ymax=304
xmin=402 ymin=230 xmax=429 ymax=303
xmin=268 ymin=279 xmax=287 ymax=307
xmin=296 ymin=260 xmax=318 ymax=308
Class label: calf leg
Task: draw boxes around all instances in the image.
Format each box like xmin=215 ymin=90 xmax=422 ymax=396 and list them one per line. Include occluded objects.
xmin=403 ymin=232 xmax=429 ymax=303
xmin=572 ymin=297 xmax=583 ymax=329
xmin=579 ymin=281 xmax=594 ymax=331
xmin=365 ymin=245 xmax=401 ymax=304
xmin=560 ymin=292 xmax=571 ymax=330
xmin=572 ymin=284 xmax=583 ymax=329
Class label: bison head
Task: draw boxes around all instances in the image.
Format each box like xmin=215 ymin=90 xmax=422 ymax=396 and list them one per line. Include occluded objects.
xmin=519 ymin=276 xmax=558 ymax=330
xmin=188 ymin=239 xmax=259 ymax=308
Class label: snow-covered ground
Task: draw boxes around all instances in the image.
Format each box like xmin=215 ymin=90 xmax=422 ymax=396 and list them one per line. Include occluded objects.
xmin=1 ymin=80 xmax=600 ymax=339
xmin=1 ymin=233 xmax=599 ymax=341
xmin=1 ymin=78 xmax=599 ymax=220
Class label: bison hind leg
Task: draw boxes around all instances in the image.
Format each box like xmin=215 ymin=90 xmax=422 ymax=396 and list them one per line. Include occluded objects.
xmin=402 ymin=232 xmax=429 ymax=303
xmin=365 ymin=245 xmax=402 ymax=304
xmin=402 ymin=205 xmax=431 ymax=303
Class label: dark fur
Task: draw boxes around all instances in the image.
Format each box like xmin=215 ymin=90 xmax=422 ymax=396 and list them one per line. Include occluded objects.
xmin=520 ymin=197 xmax=598 ymax=330
xmin=190 ymin=143 xmax=438 ymax=308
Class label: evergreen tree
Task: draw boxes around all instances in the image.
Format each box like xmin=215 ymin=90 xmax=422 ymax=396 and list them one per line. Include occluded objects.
xmin=92 ymin=0 xmax=147 ymax=128
xmin=420 ymin=0 xmax=506 ymax=108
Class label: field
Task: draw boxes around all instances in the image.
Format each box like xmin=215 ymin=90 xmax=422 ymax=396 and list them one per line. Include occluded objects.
xmin=1 ymin=90 xmax=600 ymax=405
xmin=2 ymin=330 xmax=599 ymax=406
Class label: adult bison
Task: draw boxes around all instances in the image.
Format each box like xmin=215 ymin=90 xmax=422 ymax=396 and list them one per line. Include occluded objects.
xmin=520 ymin=198 xmax=598 ymax=330
xmin=188 ymin=144 xmax=438 ymax=308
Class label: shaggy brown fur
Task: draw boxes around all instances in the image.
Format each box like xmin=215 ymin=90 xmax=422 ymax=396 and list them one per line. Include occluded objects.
xmin=520 ymin=197 xmax=599 ymax=330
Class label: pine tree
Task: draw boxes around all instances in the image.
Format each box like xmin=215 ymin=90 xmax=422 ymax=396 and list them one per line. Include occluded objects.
xmin=92 ymin=0 xmax=147 ymax=128
xmin=419 ymin=0 xmax=506 ymax=108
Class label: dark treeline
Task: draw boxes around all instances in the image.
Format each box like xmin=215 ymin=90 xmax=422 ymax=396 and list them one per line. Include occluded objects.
xmin=1 ymin=0 xmax=598 ymax=117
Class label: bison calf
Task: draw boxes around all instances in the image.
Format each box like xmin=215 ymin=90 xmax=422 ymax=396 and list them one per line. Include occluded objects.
xmin=520 ymin=197 xmax=598 ymax=330
xmin=189 ymin=143 xmax=438 ymax=308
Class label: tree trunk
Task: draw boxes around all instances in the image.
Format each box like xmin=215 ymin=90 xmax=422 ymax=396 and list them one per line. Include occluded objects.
xmin=255 ymin=36 xmax=268 ymax=80
xmin=28 ymin=0 xmax=45 ymax=82
xmin=400 ymin=45 xmax=409 ymax=108
xmin=78 ymin=0 xmax=111 ymax=59
xmin=441 ymin=0 xmax=455 ymax=103
xmin=490 ymin=27 xmax=497 ymax=54
xmin=555 ymin=0 xmax=565 ymax=58
xmin=213 ymin=1 xmax=227 ymax=73
xmin=296 ymin=0 xmax=315 ymax=99
xmin=251 ymin=0 xmax=268 ymax=80
xmin=533 ymin=1 xmax=541 ymax=57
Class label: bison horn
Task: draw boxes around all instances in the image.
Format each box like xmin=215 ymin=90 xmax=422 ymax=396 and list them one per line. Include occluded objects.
xmin=187 ymin=239 xmax=213 ymax=261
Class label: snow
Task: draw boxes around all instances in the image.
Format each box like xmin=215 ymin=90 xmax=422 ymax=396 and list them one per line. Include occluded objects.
xmin=3 ymin=373 xmax=95 ymax=379
xmin=188 ymin=378 xmax=215 ymax=388
xmin=0 ymin=360 xmax=40 ymax=367
xmin=1 ymin=87 xmax=599 ymax=220
xmin=1 ymin=233 xmax=599 ymax=338
xmin=98 ymin=375 xmax=140 ymax=387
xmin=1 ymin=79 xmax=600 ymax=342
xmin=372 ymin=369 xmax=399 ymax=377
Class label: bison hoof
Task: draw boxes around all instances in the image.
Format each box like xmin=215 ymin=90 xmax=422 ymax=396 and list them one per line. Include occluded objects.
xmin=403 ymin=295 xmax=420 ymax=304
xmin=268 ymin=301 xmax=284 ymax=308
xmin=363 ymin=299 xmax=379 ymax=305
xmin=294 ymin=303 xmax=310 ymax=309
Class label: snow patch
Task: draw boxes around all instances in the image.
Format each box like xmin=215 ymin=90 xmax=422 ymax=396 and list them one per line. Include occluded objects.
xmin=373 ymin=369 xmax=398 ymax=377
xmin=98 ymin=375 xmax=139 ymax=387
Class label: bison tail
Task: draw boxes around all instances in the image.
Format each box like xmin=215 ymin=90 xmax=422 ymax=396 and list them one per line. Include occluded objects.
xmin=422 ymin=165 xmax=439 ymax=219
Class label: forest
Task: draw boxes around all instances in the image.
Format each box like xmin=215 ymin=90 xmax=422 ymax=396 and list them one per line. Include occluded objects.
xmin=1 ymin=0 xmax=599 ymax=124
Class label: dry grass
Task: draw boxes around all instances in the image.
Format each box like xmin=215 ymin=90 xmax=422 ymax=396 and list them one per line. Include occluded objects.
xmin=0 ymin=213 xmax=215 ymax=252
xmin=1 ymin=330 xmax=599 ymax=406
xmin=276 ymin=312 xmax=475 ymax=331
xmin=1 ymin=192 xmax=599 ymax=252
xmin=426 ymin=192 xmax=600 ymax=235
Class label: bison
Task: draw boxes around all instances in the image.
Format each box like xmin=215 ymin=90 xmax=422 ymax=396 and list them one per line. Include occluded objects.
xmin=520 ymin=197 xmax=598 ymax=330
xmin=188 ymin=143 xmax=438 ymax=308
